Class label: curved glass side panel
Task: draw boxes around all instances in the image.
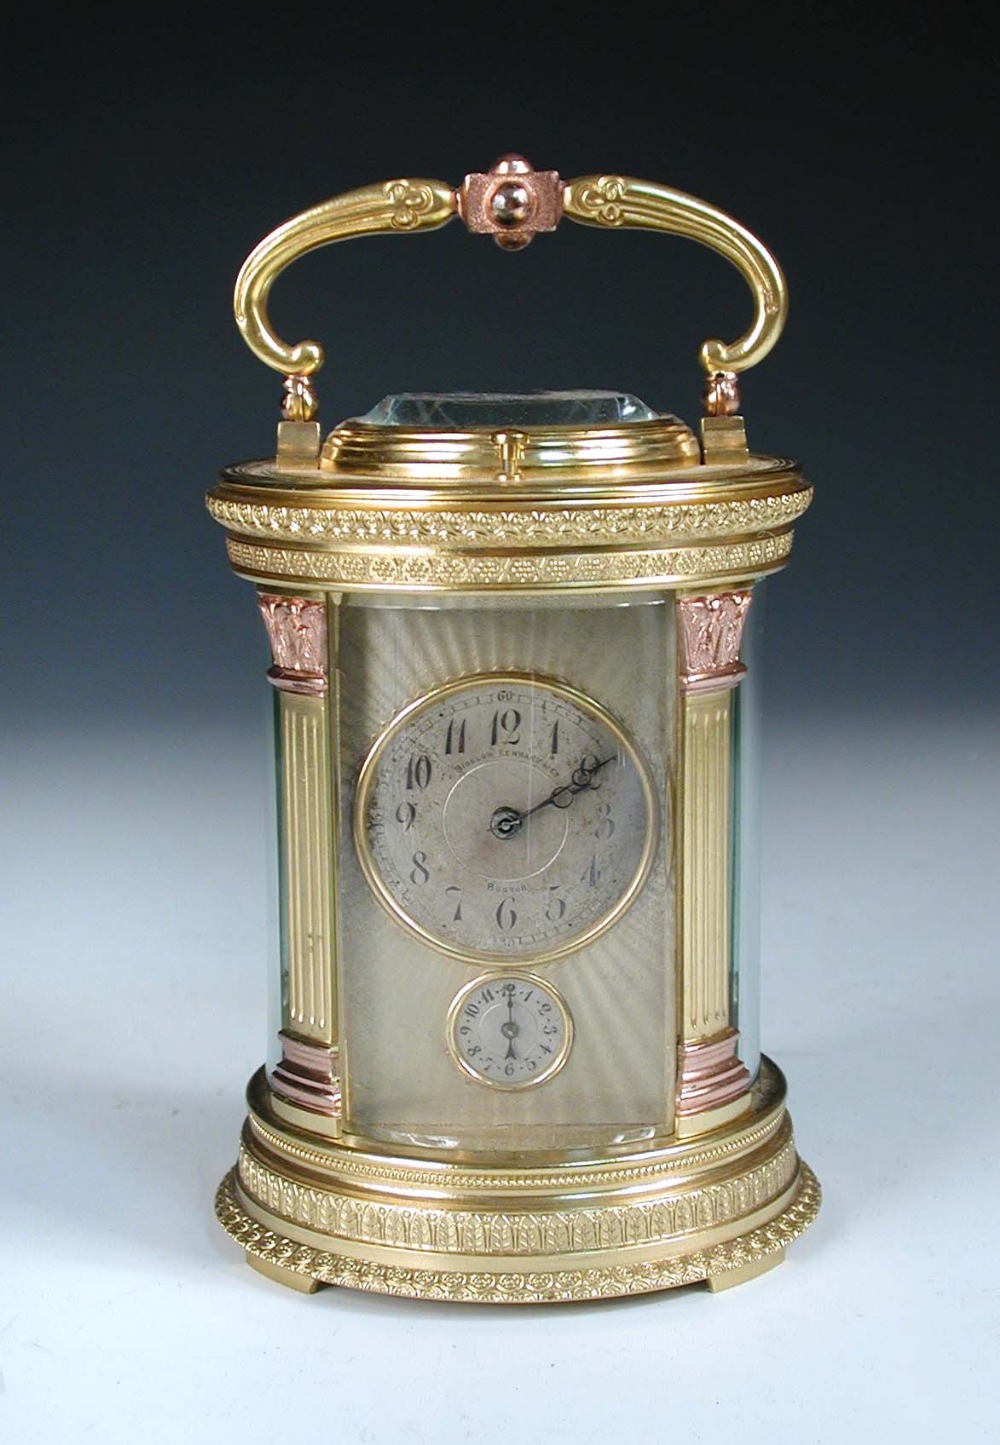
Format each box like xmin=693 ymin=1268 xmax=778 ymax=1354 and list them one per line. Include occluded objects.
xmin=267 ymin=688 xmax=286 ymax=1075
xmin=731 ymin=582 xmax=765 ymax=1080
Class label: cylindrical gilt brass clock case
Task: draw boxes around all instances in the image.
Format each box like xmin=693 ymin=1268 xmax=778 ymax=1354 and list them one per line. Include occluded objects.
xmin=208 ymin=157 xmax=819 ymax=1302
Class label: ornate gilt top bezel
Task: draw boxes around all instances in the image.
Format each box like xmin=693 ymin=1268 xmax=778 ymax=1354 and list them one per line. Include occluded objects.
xmin=207 ymin=449 xmax=811 ymax=593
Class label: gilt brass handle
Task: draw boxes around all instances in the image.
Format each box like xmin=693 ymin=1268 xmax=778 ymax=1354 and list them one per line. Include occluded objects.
xmin=562 ymin=175 xmax=787 ymax=377
xmin=234 ymin=162 xmax=786 ymax=398
xmin=234 ymin=180 xmax=458 ymax=377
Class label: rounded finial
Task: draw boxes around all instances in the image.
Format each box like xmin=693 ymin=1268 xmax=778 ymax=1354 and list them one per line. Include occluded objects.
xmin=491 ymin=181 xmax=532 ymax=227
xmin=492 ymin=154 xmax=532 ymax=175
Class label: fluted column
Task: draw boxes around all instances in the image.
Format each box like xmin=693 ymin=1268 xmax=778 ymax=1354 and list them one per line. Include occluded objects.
xmin=257 ymin=593 xmax=341 ymax=1122
xmin=675 ymin=591 xmax=753 ymax=1137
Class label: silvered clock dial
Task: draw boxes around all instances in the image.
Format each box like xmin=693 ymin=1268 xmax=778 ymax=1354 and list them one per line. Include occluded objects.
xmin=447 ymin=973 xmax=573 ymax=1088
xmin=354 ymin=673 xmax=658 ymax=963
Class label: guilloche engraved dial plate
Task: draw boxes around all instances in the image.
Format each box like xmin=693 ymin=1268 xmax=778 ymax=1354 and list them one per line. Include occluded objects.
xmin=447 ymin=973 xmax=573 ymax=1089
xmin=354 ymin=674 xmax=658 ymax=963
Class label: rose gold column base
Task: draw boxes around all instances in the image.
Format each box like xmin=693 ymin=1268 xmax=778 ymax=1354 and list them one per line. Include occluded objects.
xmin=676 ymin=1028 xmax=752 ymax=1117
xmin=270 ymin=1034 xmax=342 ymax=1120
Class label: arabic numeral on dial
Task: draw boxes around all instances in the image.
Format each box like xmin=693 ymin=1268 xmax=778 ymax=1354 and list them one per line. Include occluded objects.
xmin=445 ymin=884 xmax=463 ymax=921
xmin=395 ymin=801 xmax=416 ymax=831
xmin=495 ymin=898 xmax=517 ymax=931
xmin=406 ymin=754 xmax=432 ymax=790
xmin=444 ymin=718 xmax=466 ymax=755
xmin=581 ymin=853 xmax=601 ymax=888
xmin=545 ymin=885 xmax=566 ymax=922
xmin=594 ymin=801 xmax=615 ymax=840
xmin=490 ymin=708 xmax=521 ymax=746
xmin=409 ymin=850 xmax=430 ymax=885
xmin=550 ymin=720 xmax=559 ymax=756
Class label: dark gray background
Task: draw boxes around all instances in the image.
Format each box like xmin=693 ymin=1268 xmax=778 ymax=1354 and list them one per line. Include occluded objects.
xmin=2 ymin=5 xmax=995 ymax=737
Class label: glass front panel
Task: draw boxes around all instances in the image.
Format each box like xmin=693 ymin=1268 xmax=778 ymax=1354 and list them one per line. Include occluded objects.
xmin=335 ymin=592 xmax=676 ymax=1155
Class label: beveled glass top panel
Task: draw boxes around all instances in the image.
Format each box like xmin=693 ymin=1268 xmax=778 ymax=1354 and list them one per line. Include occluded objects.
xmin=357 ymin=391 xmax=659 ymax=429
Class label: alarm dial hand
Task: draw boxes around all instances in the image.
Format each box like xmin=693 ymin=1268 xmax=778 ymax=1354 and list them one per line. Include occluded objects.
xmin=490 ymin=755 xmax=616 ymax=840
xmin=501 ymin=989 xmax=519 ymax=1059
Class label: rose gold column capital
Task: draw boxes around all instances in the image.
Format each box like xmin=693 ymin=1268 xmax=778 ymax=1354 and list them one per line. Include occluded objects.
xmin=676 ymin=1029 xmax=751 ymax=1115
xmin=258 ymin=594 xmax=327 ymax=695
xmin=271 ymin=1034 xmax=342 ymax=1117
xmin=678 ymin=590 xmax=752 ymax=693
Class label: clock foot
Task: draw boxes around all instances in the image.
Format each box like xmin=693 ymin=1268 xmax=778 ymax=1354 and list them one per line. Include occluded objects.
xmin=246 ymin=1251 xmax=325 ymax=1294
xmin=706 ymin=1247 xmax=785 ymax=1292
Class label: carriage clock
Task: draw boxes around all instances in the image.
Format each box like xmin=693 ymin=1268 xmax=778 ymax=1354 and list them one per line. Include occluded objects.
xmin=208 ymin=157 xmax=820 ymax=1301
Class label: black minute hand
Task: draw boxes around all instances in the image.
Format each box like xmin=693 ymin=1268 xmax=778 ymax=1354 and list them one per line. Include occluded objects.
xmin=490 ymin=755 xmax=616 ymax=840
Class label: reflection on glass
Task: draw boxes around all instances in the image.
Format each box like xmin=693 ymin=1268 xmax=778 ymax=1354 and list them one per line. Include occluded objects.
xmin=356 ymin=389 xmax=659 ymax=429
xmin=731 ymin=582 xmax=764 ymax=1080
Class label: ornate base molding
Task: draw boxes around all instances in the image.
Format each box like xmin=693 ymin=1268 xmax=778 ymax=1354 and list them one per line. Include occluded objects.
xmin=214 ymin=1057 xmax=819 ymax=1303
xmin=216 ymin=1165 xmax=819 ymax=1302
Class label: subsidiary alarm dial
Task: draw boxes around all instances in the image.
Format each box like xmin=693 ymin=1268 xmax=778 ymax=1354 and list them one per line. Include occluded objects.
xmin=447 ymin=973 xmax=573 ymax=1089
xmin=355 ymin=673 xmax=657 ymax=963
